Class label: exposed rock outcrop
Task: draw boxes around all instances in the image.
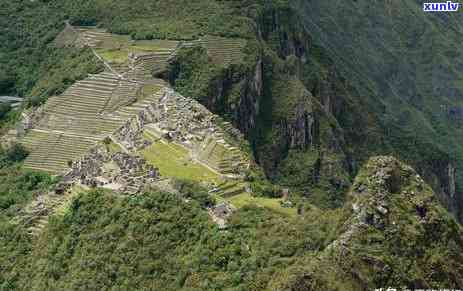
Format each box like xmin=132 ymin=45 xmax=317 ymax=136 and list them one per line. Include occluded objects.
xmin=328 ymin=156 xmax=463 ymax=289
xmin=270 ymin=156 xmax=463 ymax=290
xmin=235 ymin=59 xmax=263 ymax=136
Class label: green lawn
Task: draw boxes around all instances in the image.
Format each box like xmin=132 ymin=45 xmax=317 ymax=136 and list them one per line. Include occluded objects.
xmin=227 ymin=192 xmax=297 ymax=218
xmin=96 ymin=49 xmax=129 ymax=64
xmin=130 ymin=40 xmax=178 ymax=52
xmin=141 ymin=140 xmax=220 ymax=183
xmin=138 ymin=84 xmax=161 ymax=101
xmin=141 ymin=135 xmax=295 ymax=216
xmin=94 ymin=34 xmax=178 ymax=65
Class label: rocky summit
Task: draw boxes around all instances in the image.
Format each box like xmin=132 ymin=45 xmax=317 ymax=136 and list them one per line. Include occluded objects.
xmin=0 ymin=1 xmax=462 ymax=290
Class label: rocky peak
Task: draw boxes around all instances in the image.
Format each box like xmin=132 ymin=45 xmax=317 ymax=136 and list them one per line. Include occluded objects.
xmin=350 ymin=156 xmax=428 ymax=229
xmin=324 ymin=156 xmax=463 ymax=289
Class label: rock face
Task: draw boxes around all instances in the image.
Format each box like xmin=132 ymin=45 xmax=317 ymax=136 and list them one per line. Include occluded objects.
xmin=235 ymin=59 xmax=263 ymax=136
xmin=290 ymin=0 xmax=463 ymax=221
xmin=170 ymin=1 xmax=463 ymax=221
xmin=208 ymin=202 xmax=235 ymax=229
xmin=327 ymin=157 xmax=463 ymax=289
xmin=277 ymin=90 xmax=315 ymax=150
xmin=426 ymin=160 xmax=462 ymax=221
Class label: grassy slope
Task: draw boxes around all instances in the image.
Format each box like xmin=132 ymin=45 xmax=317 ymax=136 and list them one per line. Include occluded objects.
xmin=228 ymin=193 xmax=297 ymax=217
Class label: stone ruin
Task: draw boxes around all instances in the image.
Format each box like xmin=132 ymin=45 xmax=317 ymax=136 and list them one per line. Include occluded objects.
xmin=63 ymin=146 xmax=160 ymax=195
xmin=208 ymin=202 xmax=235 ymax=229
xmin=112 ymin=87 xmax=249 ymax=176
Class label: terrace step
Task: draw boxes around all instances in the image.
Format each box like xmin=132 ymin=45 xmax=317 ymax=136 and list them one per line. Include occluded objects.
xmin=22 ymin=189 xmax=79 ymax=236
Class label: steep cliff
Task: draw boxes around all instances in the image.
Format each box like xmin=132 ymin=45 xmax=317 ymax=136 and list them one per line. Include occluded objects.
xmin=165 ymin=0 xmax=463 ymax=219
xmin=291 ymin=0 xmax=463 ymax=220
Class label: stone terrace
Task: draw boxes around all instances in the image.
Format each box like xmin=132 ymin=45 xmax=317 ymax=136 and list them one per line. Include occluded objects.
xmin=20 ymin=27 xmax=250 ymax=175
xmin=74 ymin=26 xmax=179 ymax=80
xmin=21 ymin=130 xmax=96 ymax=173
xmin=182 ymin=36 xmax=247 ymax=67
xmin=137 ymin=88 xmax=250 ymax=176
xmin=21 ymin=71 xmax=141 ymax=173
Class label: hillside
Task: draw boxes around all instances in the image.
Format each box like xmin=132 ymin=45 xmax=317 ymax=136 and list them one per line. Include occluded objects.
xmin=1 ymin=0 xmax=463 ymax=290
xmin=1 ymin=157 xmax=462 ymax=290
xmin=269 ymin=156 xmax=463 ymax=290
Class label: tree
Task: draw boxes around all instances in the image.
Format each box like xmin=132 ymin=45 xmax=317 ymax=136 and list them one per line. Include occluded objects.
xmin=0 ymin=103 xmax=11 ymax=120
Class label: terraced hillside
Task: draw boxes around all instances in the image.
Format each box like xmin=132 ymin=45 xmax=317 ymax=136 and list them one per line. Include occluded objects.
xmin=182 ymin=36 xmax=246 ymax=67
xmin=20 ymin=71 xmax=140 ymax=173
xmin=20 ymin=26 xmax=251 ymax=178
xmin=21 ymin=130 xmax=97 ymax=173
xmin=74 ymin=26 xmax=179 ymax=80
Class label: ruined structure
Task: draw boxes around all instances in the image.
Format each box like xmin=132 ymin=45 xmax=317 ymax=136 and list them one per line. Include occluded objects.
xmin=16 ymin=25 xmax=253 ymax=234
xmin=20 ymin=26 xmax=249 ymax=177
xmin=63 ymin=147 xmax=159 ymax=195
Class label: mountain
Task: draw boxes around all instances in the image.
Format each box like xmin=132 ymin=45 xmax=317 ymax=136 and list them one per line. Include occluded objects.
xmin=1 ymin=0 xmax=462 ymax=290
xmin=270 ymin=156 xmax=463 ymax=290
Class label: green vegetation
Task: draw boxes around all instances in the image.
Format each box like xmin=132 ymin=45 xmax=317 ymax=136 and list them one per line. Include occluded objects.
xmin=0 ymin=0 xmax=258 ymax=97
xmin=94 ymin=38 xmax=178 ymax=64
xmin=0 ymin=104 xmax=11 ymax=121
xmin=167 ymin=43 xmax=259 ymax=117
xmin=27 ymin=48 xmax=104 ymax=106
xmin=172 ymin=179 xmax=215 ymax=208
xmin=0 ymin=188 xmax=350 ymax=290
xmin=274 ymin=157 xmax=463 ymax=290
xmin=0 ymin=143 xmax=55 ymax=220
xmin=167 ymin=46 xmax=222 ymax=105
xmin=290 ymin=0 xmax=463 ymax=219
xmin=70 ymin=1 xmax=256 ymax=40
xmin=228 ymin=192 xmax=297 ymax=218
xmin=0 ymin=144 xmax=28 ymax=169
xmin=96 ymin=49 xmax=129 ymax=64
xmin=1 ymin=0 xmax=463 ymax=289
xmin=141 ymin=138 xmax=220 ymax=183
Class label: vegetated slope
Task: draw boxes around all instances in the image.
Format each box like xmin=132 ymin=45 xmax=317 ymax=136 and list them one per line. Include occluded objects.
xmin=0 ymin=0 xmax=254 ymax=95
xmin=269 ymin=156 xmax=463 ymax=290
xmin=291 ymin=0 xmax=463 ymax=218
xmin=0 ymin=186 xmax=342 ymax=290
xmin=1 ymin=157 xmax=462 ymax=290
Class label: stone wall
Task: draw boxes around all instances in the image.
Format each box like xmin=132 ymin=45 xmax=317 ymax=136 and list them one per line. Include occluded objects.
xmin=64 ymin=146 xmax=159 ymax=195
